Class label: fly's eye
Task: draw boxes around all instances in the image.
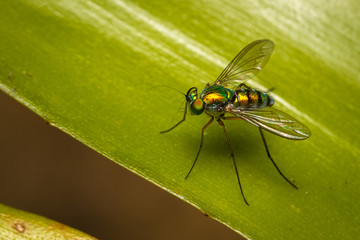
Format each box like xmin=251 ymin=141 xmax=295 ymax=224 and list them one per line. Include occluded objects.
xmin=187 ymin=88 xmax=198 ymax=101
xmin=190 ymin=99 xmax=204 ymax=115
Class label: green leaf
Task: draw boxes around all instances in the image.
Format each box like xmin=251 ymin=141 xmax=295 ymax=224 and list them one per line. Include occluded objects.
xmin=0 ymin=1 xmax=359 ymax=239
xmin=0 ymin=203 xmax=96 ymax=239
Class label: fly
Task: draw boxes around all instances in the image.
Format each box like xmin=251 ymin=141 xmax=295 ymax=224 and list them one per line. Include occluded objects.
xmin=161 ymin=39 xmax=311 ymax=205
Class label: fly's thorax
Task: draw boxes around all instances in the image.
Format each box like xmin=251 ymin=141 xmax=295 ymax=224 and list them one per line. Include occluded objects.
xmin=200 ymin=85 xmax=234 ymax=116
xmin=204 ymin=104 xmax=226 ymax=117
xmin=233 ymin=89 xmax=274 ymax=108
xmin=200 ymin=85 xmax=234 ymax=105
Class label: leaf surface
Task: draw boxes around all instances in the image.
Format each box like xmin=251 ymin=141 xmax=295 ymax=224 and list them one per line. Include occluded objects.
xmin=0 ymin=1 xmax=359 ymax=239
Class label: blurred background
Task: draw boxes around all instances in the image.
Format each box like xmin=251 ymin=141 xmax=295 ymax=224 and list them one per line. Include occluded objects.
xmin=0 ymin=90 xmax=242 ymax=239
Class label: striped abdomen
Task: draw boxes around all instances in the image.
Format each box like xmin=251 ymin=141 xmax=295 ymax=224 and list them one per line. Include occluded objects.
xmin=233 ymin=89 xmax=274 ymax=109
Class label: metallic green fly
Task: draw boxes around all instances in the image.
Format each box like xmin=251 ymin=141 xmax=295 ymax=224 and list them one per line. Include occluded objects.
xmin=161 ymin=39 xmax=311 ymax=205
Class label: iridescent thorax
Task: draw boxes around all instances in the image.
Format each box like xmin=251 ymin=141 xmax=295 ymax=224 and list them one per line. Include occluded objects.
xmin=201 ymin=85 xmax=234 ymax=116
xmin=201 ymin=85 xmax=234 ymax=104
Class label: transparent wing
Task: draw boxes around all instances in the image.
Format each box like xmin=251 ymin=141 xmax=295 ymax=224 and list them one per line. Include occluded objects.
xmin=228 ymin=106 xmax=311 ymax=140
xmin=214 ymin=39 xmax=274 ymax=89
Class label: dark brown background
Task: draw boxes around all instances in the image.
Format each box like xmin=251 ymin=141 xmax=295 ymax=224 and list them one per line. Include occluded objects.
xmin=0 ymin=90 xmax=243 ymax=239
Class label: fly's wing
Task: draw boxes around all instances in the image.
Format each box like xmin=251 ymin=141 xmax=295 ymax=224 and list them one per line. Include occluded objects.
xmin=214 ymin=40 xmax=274 ymax=89
xmin=228 ymin=106 xmax=311 ymax=140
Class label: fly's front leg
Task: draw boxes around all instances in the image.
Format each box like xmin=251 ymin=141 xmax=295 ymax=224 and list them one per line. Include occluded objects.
xmin=185 ymin=117 xmax=214 ymax=179
xmin=160 ymin=101 xmax=188 ymax=133
xmin=217 ymin=118 xmax=249 ymax=205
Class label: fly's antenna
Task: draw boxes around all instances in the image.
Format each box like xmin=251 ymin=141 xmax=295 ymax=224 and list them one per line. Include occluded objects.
xmin=153 ymin=85 xmax=186 ymax=97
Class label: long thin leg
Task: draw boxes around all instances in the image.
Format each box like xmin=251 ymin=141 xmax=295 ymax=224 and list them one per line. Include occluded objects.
xmin=160 ymin=101 xmax=188 ymax=134
xmin=218 ymin=119 xmax=249 ymax=206
xmin=258 ymin=128 xmax=298 ymax=189
xmin=185 ymin=117 xmax=214 ymax=179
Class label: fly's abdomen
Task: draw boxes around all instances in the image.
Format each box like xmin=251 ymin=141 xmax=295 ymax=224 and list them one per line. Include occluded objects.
xmin=234 ymin=89 xmax=274 ymax=108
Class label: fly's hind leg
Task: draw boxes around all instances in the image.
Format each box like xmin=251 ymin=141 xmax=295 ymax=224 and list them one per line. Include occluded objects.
xmin=223 ymin=116 xmax=298 ymax=189
xmin=258 ymin=128 xmax=298 ymax=189
xmin=217 ymin=118 xmax=249 ymax=205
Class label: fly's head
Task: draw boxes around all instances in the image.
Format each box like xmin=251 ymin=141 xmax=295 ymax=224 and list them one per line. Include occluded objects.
xmin=186 ymin=87 xmax=204 ymax=115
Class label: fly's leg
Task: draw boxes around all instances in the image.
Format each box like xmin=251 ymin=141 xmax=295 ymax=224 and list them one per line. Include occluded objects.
xmin=218 ymin=118 xmax=249 ymax=205
xmin=223 ymin=116 xmax=298 ymax=189
xmin=160 ymin=101 xmax=188 ymax=133
xmin=258 ymin=128 xmax=298 ymax=189
xmin=185 ymin=117 xmax=214 ymax=179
